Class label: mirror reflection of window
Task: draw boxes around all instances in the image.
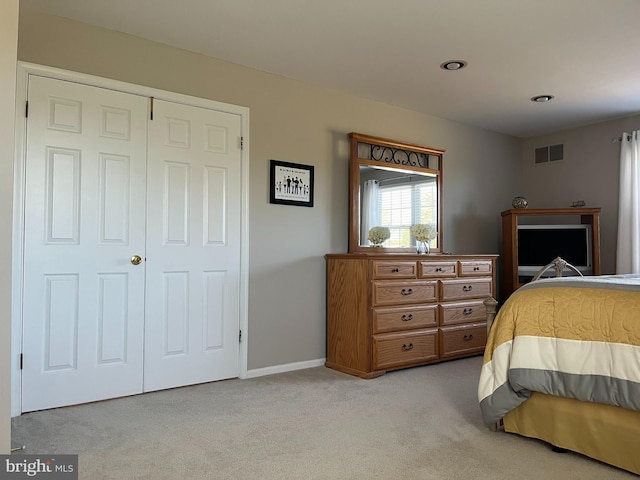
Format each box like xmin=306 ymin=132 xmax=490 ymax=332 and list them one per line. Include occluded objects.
xmin=359 ymin=164 xmax=437 ymax=248
xmin=379 ymin=178 xmax=437 ymax=248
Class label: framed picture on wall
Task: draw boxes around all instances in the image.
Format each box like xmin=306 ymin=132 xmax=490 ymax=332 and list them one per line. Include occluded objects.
xmin=269 ymin=160 xmax=314 ymax=207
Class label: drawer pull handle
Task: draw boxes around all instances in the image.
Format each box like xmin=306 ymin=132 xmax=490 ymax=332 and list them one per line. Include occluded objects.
xmin=401 ymin=288 xmax=413 ymax=296
xmin=463 ymin=308 xmax=473 ymax=315
xmin=392 ymin=268 xmax=400 ymax=272
xmin=462 ymin=285 xmax=473 ymax=292
xmin=473 ymin=266 xmax=480 ymax=271
xmin=435 ymin=267 xmax=443 ymax=272
xmin=402 ymin=343 xmax=414 ymax=351
xmin=401 ymin=314 xmax=414 ymax=322
xmin=463 ymin=334 xmax=474 ymax=341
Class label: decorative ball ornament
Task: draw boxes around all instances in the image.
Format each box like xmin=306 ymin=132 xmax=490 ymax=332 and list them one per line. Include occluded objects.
xmin=512 ymin=196 xmax=528 ymax=209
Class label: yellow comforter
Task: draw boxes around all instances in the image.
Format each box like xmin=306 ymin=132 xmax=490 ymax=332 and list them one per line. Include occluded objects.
xmin=478 ymin=275 xmax=640 ymax=425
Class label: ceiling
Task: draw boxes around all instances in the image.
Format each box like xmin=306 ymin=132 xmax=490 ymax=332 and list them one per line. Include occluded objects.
xmin=20 ymin=0 xmax=640 ymax=138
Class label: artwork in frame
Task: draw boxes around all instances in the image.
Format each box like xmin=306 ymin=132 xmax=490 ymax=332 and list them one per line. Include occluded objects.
xmin=269 ymin=160 xmax=314 ymax=207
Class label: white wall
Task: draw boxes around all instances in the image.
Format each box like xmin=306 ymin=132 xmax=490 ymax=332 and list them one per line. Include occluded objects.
xmin=17 ymin=8 xmax=521 ymax=371
xmin=0 ymin=0 xmax=19 ymax=453
xmin=520 ymin=114 xmax=640 ymax=274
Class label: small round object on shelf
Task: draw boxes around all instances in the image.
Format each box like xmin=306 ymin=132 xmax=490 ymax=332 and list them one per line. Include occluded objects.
xmin=512 ymin=196 xmax=528 ymax=209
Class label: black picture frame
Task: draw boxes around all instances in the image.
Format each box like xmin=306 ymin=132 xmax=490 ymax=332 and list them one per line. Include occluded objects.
xmin=269 ymin=160 xmax=314 ymax=207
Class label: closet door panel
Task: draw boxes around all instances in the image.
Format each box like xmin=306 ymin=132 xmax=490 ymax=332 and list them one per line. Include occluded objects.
xmin=21 ymin=75 xmax=148 ymax=412
xmin=143 ymin=99 xmax=242 ymax=391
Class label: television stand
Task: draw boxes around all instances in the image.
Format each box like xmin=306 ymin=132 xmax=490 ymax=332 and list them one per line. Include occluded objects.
xmin=501 ymin=207 xmax=601 ymax=300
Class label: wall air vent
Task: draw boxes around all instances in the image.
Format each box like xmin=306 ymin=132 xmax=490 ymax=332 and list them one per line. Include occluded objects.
xmin=534 ymin=144 xmax=563 ymax=165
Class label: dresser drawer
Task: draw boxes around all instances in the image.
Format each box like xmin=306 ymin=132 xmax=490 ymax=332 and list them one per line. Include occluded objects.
xmin=440 ymin=300 xmax=486 ymax=326
xmin=372 ymin=280 xmax=437 ymax=306
xmin=439 ymin=278 xmax=492 ymax=301
xmin=373 ymin=329 xmax=438 ymax=370
xmin=419 ymin=261 xmax=457 ymax=278
xmin=373 ymin=304 xmax=438 ymax=333
xmin=440 ymin=323 xmax=487 ymax=358
xmin=458 ymin=260 xmax=493 ymax=277
xmin=372 ymin=261 xmax=417 ymax=279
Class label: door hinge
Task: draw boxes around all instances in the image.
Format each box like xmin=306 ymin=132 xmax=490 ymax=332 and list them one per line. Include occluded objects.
xmin=149 ymin=97 xmax=154 ymax=120
xmin=25 ymin=101 xmax=28 ymax=118
xmin=239 ymin=330 xmax=242 ymax=343
xmin=19 ymin=353 xmax=23 ymax=370
xmin=240 ymin=136 xmax=244 ymax=150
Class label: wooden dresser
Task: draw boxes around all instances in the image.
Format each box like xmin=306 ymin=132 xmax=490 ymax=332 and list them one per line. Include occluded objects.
xmin=325 ymin=253 xmax=498 ymax=378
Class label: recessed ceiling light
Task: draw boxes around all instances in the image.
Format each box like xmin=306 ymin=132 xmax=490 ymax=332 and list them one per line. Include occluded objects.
xmin=440 ymin=60 xmax=467 ymax=71
xmin=531 ymin=95 xmax=555 ymax=103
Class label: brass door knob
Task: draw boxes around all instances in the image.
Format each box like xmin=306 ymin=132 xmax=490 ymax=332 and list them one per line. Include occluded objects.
xmin=130 ymin=255 xmax=143 ymax=265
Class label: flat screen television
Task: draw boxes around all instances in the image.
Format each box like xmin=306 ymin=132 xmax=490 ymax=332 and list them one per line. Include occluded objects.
xmin=517 ymin=224 xmax=592 ymax=278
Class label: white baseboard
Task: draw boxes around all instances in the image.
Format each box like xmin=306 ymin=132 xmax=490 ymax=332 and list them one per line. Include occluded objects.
xmin=244 ymin=358 xmax=326 ymax=379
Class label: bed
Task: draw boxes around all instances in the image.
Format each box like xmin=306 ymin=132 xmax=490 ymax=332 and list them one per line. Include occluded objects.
xmin=478 ymin=273 xmax=640 ymax=475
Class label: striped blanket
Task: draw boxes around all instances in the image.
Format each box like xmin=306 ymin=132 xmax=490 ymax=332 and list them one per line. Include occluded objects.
xmin=478 ymin=274 xmax=640 ymax=426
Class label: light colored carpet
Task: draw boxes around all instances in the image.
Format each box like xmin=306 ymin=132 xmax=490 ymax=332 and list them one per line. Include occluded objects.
xmin=11 ymin=356 xmax=636 ymax=479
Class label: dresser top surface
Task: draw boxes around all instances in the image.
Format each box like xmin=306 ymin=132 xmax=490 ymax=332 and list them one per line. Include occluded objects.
xmin=325 ymin=253 xmax=498 ymax=260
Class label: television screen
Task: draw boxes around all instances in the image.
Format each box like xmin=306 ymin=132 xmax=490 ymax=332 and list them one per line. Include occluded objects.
xmin=517 ymin=225 xmax=591 ymax=267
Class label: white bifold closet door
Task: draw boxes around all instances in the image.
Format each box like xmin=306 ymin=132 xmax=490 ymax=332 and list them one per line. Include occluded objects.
xmin=143 ymin=99 xmax=241 ymax=392
xmin=21 ymin=76 xmax=241 ymax=412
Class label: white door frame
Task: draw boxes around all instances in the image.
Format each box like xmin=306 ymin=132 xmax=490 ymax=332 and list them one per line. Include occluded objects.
xmin=11 ymin=62 xmax=250 ymax=417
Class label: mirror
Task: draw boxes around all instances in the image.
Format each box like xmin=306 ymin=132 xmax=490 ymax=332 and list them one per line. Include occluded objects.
xmin=348 ymin=132 xmax=443 ymax=253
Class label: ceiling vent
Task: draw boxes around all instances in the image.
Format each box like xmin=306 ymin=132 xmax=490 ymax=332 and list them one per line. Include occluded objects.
xmin=534 ymin=144 xmax=563 ymax=165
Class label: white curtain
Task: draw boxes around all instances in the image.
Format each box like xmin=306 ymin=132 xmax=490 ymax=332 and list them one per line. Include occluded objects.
xmin=361 ymin=180 xmax=380 ymax=244
xmin=616 ymin=131 xmax=640 ymax=273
